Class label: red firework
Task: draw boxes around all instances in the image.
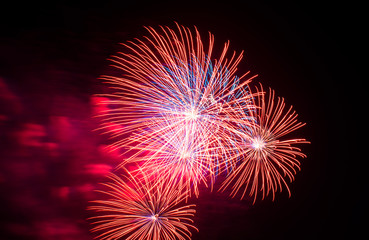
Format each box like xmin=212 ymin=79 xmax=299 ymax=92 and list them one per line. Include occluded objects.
xmin=88 ymin=168 xmax=198 ymax=240
xmin=90 ymin=24 xmax=310 ymax=240
xmin=220 ymin=84 xmax=309 ymax=202
xmin=124 ymin=120 xmax=216 ymax=198
xmin=96 ymin=23 xmax=257 ymax=196
xmin=96 ymin=23 xmax=256 ymax=148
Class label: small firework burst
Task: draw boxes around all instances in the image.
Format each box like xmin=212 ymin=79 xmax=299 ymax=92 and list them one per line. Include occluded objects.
xmin=220 ymin=84 xmax=309 ymax=202
xmin=88 ymin=169 xmax=198 ymax=240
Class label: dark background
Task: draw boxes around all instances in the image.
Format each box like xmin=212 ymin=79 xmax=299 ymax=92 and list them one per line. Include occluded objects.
xmin=0 ymin=1 xmax=363 ymax=239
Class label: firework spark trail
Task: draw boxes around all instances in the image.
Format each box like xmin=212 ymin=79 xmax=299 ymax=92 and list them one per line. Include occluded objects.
xmin=219 ymin=84 xmax=309 ymax=203
xmin=88 ymin=168 xmax=198 ymax=240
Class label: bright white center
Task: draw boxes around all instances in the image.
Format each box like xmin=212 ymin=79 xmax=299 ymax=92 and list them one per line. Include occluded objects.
xmin=181 ymin=151 xmax=190 ymax=159
xmin=179 ymin=148 xmax=194 ymax=160
xmin=150 ymin=214 xmax=158 ymax=221
xmin=251 ymin=138 xmax=265 ymax=150
xmin=184 ymin=108 xmax=198 ymax=120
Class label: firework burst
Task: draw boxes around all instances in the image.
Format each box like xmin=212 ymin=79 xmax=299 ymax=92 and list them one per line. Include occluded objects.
xmin=220 ymin=84 xmax=309 ymax=202
xmin=125 ymin=118 xmax=219 ymax=198
xmin=91 ymin=23 xmax=310 ymax=240
xmin=96 ymin=23 xmax=257 ymax=195
xmin=97 ymin=23 xmax=256 ymax=146
xmin=88 ymin=169 xmax=198 ymax=240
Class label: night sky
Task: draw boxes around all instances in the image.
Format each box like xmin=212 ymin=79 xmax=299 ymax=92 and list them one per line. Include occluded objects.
xmin=0 ymin=1 xmax=363 ymax=240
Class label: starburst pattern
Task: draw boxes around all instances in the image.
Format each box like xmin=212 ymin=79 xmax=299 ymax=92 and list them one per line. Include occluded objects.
xmin=96 ymin=23 xmax=257 ymax=196
xmin=90 ymin=23 xmax=309 ymax=240
xmin=88 ymin=169 xmax=198 ymax=240
xmin=220 ymin=85 xmax=309 ymax=202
